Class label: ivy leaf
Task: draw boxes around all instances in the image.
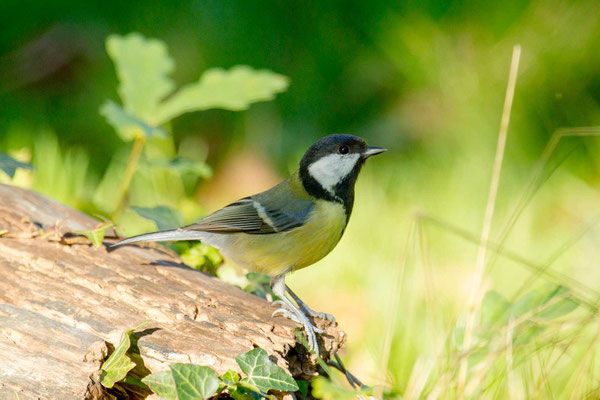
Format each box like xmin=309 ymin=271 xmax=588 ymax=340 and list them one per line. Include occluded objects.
xmin=0 ymin=152 xmax=32 ymax=178
xmin=235 ymin=348 xmax=298 ymax=393
xmin=106 ymin=33 xmax=175 ymax=120
xmin=220 ymin=369 xmax=240 ymax=386
xmin=100 ymin=327 xmax=137 ymax=388
xmin=153 ymin=66 xmax=289 ymax=124
xmin=141 ymin=370 xmax=177 ymax=400
xmin=130 ymin=206 xmax=184 ymax=231
xmin=100 ymin=101 xmax=167 ymax=141
xmin=170 ymin=364 xmax=219 ymax=400
xmin=75 ymin=222 xmax=114 ymax=247
xmin=296 ymin=380 xmax=308 ymax=396
xmin=230 ymin=387 xmax=259 ymax=400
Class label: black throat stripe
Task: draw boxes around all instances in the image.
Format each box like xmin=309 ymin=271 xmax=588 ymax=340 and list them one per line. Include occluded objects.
xmin=298 ymin=161 xmax=364 ymax=221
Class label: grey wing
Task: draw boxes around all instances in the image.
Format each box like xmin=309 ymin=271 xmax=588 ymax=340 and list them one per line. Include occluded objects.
xmin=183 ymin=197 xmax=314 ymax=235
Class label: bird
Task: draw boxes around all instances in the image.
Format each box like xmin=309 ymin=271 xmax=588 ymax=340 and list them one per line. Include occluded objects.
xmin=111 ymin=134 xmax=386 ymax=356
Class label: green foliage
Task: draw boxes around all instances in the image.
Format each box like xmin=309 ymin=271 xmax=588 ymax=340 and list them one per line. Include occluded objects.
xmin=30 ymin=133 xmax=94 ymax=210
xmin=481 ymin=285 xmax=579 ymax=333
xmin=141 ymin=370 xmax=177 ymax=400
xmin=100 ymin=101 xmax=168 ymax=142
xmin=220 ymin=369 xmax=240 ymax=386
xmin=100 ymin=323 xmax=148 ymax=388
xmin=103 ymin=33 xmax=288 ymax=142
xmin=130 ymin=205 xmax=184 ymax=231
xmin=180 ymin=242 xmax=224 ymax=275
xmin=0 ymin=152 xmax=32 ymax=178
xmin=480 ymin=290 xmax=512 ymax=327
xmin=536 ymin=296 xmax=579 ymax=320
xmin=145 ymin=157 xmax=212 ymax=180
xmin=96 ymin=32 xmax=288 ymax=258
xmin=106 ymin=33 xmax=175 ymax=122
xmin=152 ymin=66 xmax=289 ymax=124
xmin=235 ymin=348 xmax=299 ymax=393
xmin=74 ymin=221 xmax=114 ymax=247
xmin=243 ymin=272 xmax=273 ymax=300
xmin=463 ymin=285 xmax=581 ymax=369
xmin=170 ymin=364 xmax=219 ymax=399
xmin=142 ymin=347 xmax=298 ymax=399
xmin=295 ymin=379 xmax=308 ymax=396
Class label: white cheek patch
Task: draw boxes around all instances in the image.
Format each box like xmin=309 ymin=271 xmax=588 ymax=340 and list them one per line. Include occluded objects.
xmin=308 ymin=153 xmax=360 ymax=193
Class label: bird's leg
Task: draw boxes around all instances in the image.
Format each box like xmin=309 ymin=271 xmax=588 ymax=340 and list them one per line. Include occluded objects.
xmin=286 ymin=284 xmax=336 ymax=323
xmin=270 ymin=274 xmax=321 ymax=356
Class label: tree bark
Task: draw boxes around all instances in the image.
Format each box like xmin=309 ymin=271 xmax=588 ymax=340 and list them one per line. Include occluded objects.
xmin=0 ymin=184 xmax=344 ymax=399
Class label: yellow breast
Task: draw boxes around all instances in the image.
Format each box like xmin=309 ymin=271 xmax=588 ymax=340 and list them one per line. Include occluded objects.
xmin=220 ymin=200 xmax=347 ymax=276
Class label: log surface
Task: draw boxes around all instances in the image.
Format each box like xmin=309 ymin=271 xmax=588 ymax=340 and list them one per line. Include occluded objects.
xmin=0 ymin=184 xmax=343 ymax=399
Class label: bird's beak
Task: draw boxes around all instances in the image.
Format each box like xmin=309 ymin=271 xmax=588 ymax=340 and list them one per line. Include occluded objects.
xmin=362 ymin=146 xmax=387 ymax=158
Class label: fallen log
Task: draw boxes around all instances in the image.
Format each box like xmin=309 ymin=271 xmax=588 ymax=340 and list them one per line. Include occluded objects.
xmin=0 ymin=184 xmax=344 ymax=399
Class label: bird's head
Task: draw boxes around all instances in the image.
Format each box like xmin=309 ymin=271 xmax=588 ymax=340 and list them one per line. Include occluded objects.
xmin=299 ymin=134 xmax=386 ymax=210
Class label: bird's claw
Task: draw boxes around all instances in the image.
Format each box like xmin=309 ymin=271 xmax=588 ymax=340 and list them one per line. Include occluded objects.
xmin=304 ymin=309 xmax=336 ymax=323
xmin=271 ymin=305 xmax=322 ymax=355
xmin=272 ymin=300 xmax=286 ymax=308
xmin=272 ymin=302 xmax=325 ymax=333
xmin=272 ymin=307 xmax=302 ymax=325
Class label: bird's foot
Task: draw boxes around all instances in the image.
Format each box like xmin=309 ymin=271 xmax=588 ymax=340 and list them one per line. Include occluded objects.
xmin=272 ymin=300 xmax=324 ymax=333
xmin=284 ymin=285 xmax=336 ymax=323
xmin=300 ymin=306 xmax=336 ymax=324
xmin=272 ymin=302 xmax=322 ymax=355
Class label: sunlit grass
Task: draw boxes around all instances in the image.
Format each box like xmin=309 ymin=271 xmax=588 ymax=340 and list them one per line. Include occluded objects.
xmin=291 ymin=128 xmax=600 ymax=398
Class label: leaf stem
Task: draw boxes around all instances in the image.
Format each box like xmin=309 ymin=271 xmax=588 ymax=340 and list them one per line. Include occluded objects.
xmin=113 ymin=135 xmax=145 ymax=217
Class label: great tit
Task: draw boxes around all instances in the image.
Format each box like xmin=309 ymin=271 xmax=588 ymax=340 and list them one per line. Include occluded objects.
xmin=112 ymin=134 xmax=386 ymax=355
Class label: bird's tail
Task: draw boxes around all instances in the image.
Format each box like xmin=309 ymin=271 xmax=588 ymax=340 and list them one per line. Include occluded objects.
xmin=110 ymin=228 xmax=205 ymax=248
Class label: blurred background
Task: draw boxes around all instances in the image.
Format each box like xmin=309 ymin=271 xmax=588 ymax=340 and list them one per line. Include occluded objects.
xmin=2 ymin=0 xmax=600 ymax=398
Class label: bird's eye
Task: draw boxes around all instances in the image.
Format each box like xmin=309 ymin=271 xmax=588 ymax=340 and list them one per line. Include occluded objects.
xmin=338 ymin=145 xmax=349 ymax=154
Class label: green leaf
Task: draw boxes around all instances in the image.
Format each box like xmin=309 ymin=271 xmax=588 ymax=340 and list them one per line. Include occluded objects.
xmin=100 ymin=101 xmax=167 ymax=141
xmin=170 ymin=364 xmax=219 ymax=400
xmin=510 ymin=285 xmax=568 ymax=317
xmin=236 ymin=380 xmax=261 ymax=394
xmin=513 ymin=322 xmax=546 ymax=346
xmin=130 ymin=206 xmax=184 ymax=231
xmin=106 ymin=33 xmax=175 ymax=120
xmin=537 ymin=297 xmax=579 ymax=319
xmin=142 ymin=370 xmax=177 ymax=400
xmin=75 ymin=222 xmax=114 ymax=247
xmin=100 ymin=327 xmax=137 ymax=388
xmin=181 ymin=243 xmax=224 ymax=275
xmin=154 ymin=65 xmax=288 ymax=124
xmin=481 ymin=290 xmax=511 ymax=327
xmin=220 ymin=369 xmax=240 ymax=386
xmin=230 ymin=387 xmax=259 ymax=400
xmin=145 ymin=157 xmax=212 ymax=179
xmin=243 ymin=272 xmax=273 ymax=300
xmin=235 ymin=348 xmax=299 ymax=393
xmin=296 ymin=380 xmax=308 ymax=396
xmin=0 ymin=153 xmax=32 ymax=178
